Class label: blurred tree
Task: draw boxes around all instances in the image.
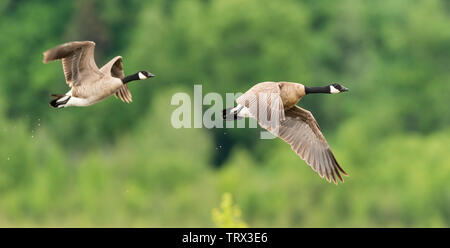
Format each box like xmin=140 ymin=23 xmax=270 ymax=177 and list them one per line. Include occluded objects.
xmin=212 ymin=193 xmax=247 ymax=228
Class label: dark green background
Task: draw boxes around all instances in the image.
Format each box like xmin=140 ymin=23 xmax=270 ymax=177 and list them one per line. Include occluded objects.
xmin=0 ymin=0 xmax=448 ymax=227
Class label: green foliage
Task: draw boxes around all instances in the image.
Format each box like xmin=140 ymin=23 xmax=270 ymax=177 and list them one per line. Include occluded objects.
xmin=212 ymin=193 xmax=247 ymax=228
xmin=0 ymin=0 xmax=448 ymax=227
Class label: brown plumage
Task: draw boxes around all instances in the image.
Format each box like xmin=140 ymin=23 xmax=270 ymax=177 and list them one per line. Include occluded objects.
xmin=43 ymin=41 xmax=154 ymax=108
xmin=100 ymin=55 xmax=132 ymax=103
xmin=231 ymin=81 xmax=349 ymax=184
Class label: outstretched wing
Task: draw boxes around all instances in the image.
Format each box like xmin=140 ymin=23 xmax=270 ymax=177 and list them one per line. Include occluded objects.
xmin=100 ymin=56 xmax=132 ymax=104
xmin=236 ymin=82 xmax=285 ymax=128
xmin=43 ymin=41 xmax=101 ymax=87
xmin=274 ymin=106 xmax=348 ymax=184
xmin=100 ymin=55 xmax=125 ymax=79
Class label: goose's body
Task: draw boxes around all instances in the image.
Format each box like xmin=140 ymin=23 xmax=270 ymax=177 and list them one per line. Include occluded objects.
xmin=43 ymin=41 xmax=154 ymax=108
xmin=223 ymin=81 xmax=349 ymax=184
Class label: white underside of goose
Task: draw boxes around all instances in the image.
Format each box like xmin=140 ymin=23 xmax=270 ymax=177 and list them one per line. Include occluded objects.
xmin=232 ymin=104 xmax=251 ymax=118
xmin=55 ymin=89 xmax=90 ymax=108
xmin=56 ymin=95 xmax=70 ymax=104
xmin=65 ymin=97 xmax=90 ymax=107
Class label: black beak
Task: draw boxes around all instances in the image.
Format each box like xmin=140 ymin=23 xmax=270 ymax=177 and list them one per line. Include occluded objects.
xmin=148 ymin=73 xmax=155 ymax=78
xmin=341 ymin=86 xmax=349 ymax=92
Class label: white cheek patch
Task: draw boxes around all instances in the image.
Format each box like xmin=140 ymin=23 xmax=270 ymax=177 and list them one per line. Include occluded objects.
xmin=330 ymin=85 xmax=340 ymax=94
xmin=138 ymin=72 xmax=147 ymax=80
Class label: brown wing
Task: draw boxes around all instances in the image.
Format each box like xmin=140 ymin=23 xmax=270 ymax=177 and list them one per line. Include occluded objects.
xmin=102 ymin=56 xmax=132 ymax=104
xmin=275 ymin=106 xmax=348 ymax=184
xmin=236 ymin=82 xmax=285 ymax=128
xmin=114 ymin=85 xmax=132 ymax=103
xmin=109 ymin=56 xmax=125 ymax=79
xmin=43 ymin=41 xmax=101 ymax=87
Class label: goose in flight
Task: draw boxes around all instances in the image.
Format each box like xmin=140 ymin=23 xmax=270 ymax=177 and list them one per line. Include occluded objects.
xmin=43 ymin=41 xmax=155 ymax=108
xmin=223 ymin=82 xmax=349 ymax=184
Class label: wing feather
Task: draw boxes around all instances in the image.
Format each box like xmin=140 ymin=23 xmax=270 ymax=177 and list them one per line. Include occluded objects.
xmin=43 ymin=41 xmax=101 ymax=87
xmin=272 ymin=106 xmax=348 ymax=184
xmin=114 ymin=84 xmax=132 ymax=103
xmin=99 ymin=56 xmax=133 ymax=104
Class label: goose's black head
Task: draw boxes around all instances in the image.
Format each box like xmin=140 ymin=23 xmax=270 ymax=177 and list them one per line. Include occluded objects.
xmin=138 ymin=71 xmax=155 ymax=80
xmin=329 ymin=83 xmax=349 ymax=94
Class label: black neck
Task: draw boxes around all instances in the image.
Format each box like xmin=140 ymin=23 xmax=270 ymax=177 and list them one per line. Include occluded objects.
xmin=122 ymin=73 xmax=140 ymax=84
xmin=305 ymin=86 xmax=329 ymax=94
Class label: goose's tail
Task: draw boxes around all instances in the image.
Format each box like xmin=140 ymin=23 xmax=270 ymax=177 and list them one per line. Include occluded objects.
xmin=222 ymin=106 xmax=245 ymax=120
xmin=49 ymin=94 xmax=71 ymax=108
xmin=223 ymin=107 xmax=236 ymax=120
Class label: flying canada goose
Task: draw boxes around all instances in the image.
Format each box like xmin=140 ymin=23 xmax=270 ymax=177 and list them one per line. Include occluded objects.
xmin=223 ymin=82 xmax=349 ymax=184
xmin=43 ymin=41 xmax=155 ymax=108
